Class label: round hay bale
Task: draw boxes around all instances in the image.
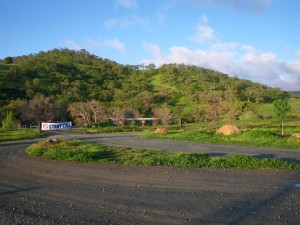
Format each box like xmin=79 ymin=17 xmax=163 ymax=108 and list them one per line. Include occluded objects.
xmin=292 ymin=133 xmax=300 ymax=142
xmin=155 ymin=128 xmax=168 ymax=134
xmin=217 ymin=125 xmax=241 ymax=136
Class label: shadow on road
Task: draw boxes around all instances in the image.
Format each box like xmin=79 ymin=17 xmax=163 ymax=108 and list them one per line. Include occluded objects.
xmin=254 ymin=153 xmax=300 ymax=164
xmin=0 ymin=186 xmax=40 ymax=196
xmin=195 ymin=182 xmax=300 ymax=224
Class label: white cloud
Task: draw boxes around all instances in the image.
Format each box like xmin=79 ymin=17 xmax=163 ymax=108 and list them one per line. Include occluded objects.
xmin=188 ymin=14 xmax=215 ymax=44
xmin=141 ymin=25 xmax=300 ymax=91
xmin=141 ymin=42 xmax=237 ymax=74
xmin=64 ymin=38 xmax=125 ymax=53
xmin=104 ymin=15 xmax=150 ymax=28
xmin=296 ymin=50 xmax=300 ymax=60
xmin=142 ymin=42 xmax=169 ymax=62
xmin=190 ymin=24 xmax=215 ymax=43
xmin=191 ymin=0 xmax=272 ymax=13
xmin=139 ymin=14 xmax=300 ymax=90
xmin=86 ymin=38 xmax=125 ymax=52
xmin=211 ymin=41 xmax=238 ymax=51
xmin=114 ymin=0 xmax=138 ymax=9
xmin=63 ymin=39 xmax=82 ymax=50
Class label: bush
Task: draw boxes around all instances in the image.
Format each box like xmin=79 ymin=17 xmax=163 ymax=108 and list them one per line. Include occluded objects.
xmin=1 ymin=111 xmax=19 ymax=129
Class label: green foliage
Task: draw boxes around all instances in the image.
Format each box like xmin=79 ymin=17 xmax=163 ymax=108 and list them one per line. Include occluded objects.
xmin=26 ymin=140 xmax=300 ymax=169
xmin=273 ymin=98 xmax=291 ymax=135
xmin=2 ymin=57 xmax=13 ymax=64
xmin=273 ymin=98 xmax=291 ymax=120
xmin=1 ymin=111 xmax=19 ymax=129
xmin=257 ymin=98 xmax=299 ymax=118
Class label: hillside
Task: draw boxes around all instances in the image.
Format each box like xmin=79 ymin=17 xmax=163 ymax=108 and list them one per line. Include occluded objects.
xmin=0 ymin=49 xmax=291 ymax=118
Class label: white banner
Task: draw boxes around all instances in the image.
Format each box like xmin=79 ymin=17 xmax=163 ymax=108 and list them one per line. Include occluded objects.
xmin=41 ymin=122 xmax=72 ymax=130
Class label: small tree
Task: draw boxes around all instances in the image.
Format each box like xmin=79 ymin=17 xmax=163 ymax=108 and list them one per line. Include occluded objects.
xmin=201 ymin=91 xmax=222 ymax=132
xmin=153 ymin=106 xmax=173 ymax=126
xmin=273 ymin=98 xmax=291 ymax=135
xmin=221 ymin=90 xmax=243 ymax=124
xmin=2 ymin=56 xmax=13 ymax=64
xmin=110 ymin=107 xmax=139 ymax=127
xmin=2 ymin=111 xmax=19 ymax=129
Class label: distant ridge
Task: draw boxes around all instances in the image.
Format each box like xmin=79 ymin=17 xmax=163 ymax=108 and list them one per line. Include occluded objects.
xmin=291 ymin=91 xmax=300 ymax=95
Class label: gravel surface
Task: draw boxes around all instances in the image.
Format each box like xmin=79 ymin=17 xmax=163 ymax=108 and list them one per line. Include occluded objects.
xmin=1 ymin=132 xmax=300 ymax=224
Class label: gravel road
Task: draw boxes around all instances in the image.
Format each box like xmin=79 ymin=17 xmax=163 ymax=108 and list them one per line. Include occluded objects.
xmin=1 ymin=132 xmax=300 ymax=224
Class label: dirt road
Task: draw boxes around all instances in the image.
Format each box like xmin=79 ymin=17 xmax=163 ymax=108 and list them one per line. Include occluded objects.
xmin=1 ymin=133 xmax=300 ymax=224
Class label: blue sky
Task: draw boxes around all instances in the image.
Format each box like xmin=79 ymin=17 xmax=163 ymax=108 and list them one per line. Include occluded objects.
xmin=1 ymin=0 xmax=300 ymax=90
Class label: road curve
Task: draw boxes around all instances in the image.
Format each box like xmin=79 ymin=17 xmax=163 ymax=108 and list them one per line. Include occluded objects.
xmin=1 ymin=132 xmax=300 ymax=224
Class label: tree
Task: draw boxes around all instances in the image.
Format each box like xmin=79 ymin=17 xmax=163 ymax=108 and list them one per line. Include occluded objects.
xmin=174 ymin=104 xmax=185 ymax=128
xmin=221 ymin=90 xmax=243 ymax=124
xmin=146 ymin=63 xmax=156 ymax=70
xmin=239 ymin=102 xmax=259 ymax=122
xmin=190 ymin=106 xmax=206 ymax=122
xmin=111 ymin=107 xmax=139 ymax=126
xmin=3 ymin=99 xmax=28 ymax=124
xmin=2 ymin=57 xmax=13 ymax=64
xmin=273 ymin=98 xmax=291 ymax=135
xmin=153 ymin=106 xmax=173 ymax=126
xmin=88 ymin=99 xmax=107 ymax=123
xmin=21 ymin=96 xmax=66 ymax=131
xmin=201 ymin=91 xmax=222 ymax=132
xmin=68 ymin=102 xmax=92 ymax=126
xmin=68 ymin=100 xmax=107 ymax=126
xmin=2 ymin=111 xmax=19 ymax=129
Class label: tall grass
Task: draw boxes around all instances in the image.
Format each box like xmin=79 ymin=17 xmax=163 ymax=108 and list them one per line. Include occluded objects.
xmin=26 ymin=140 xmax=300 ymax=169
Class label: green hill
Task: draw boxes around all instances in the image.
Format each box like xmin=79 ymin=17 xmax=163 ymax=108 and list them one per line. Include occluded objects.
xmin=0 ymin=48 xmax=292 ymax=119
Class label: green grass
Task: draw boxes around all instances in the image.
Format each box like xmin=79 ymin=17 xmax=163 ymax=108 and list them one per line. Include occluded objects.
xmin=0 ymin=129 xmax=47 ymax=142
xmin=25 ymin=140 xmax=300 ymax=169
xmin=0 ymin=63 xmax=12 ymax=75
xmin=143 ymin=129 xmax=300 ymax=149
xmin=0 ymin=63 xmax=25 ymax=89
xmin=0 ymin=63 xmax=18 ymax=76
xmin=289 ymin=98 xmax=300 ymax=114
xmin=256 ymin=97 xmax=300 ymax=117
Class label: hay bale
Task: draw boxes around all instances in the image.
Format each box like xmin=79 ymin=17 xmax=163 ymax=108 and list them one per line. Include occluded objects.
xmin=155 ymin=128 xmax=168 ymax=134
xmin=292 ymin=133 xmax=300 ymax=142
xmin=217 ymin=125 xmax=241 ymax=136
xmin=44 ymin=137 xmax=60 ymax=147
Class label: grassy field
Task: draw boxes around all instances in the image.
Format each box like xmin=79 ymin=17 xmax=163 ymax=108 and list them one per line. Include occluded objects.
xmin=0 ymin=63 xmax=18 ymax=76
xmin=0 ymin=63 xmax=14 ymax=75
xmin=26 ymin=140 xmax=300 ymax=169
xmin=0 ymin=63 xmax=25 ymax=89
xmin=143 ymin=128 xmax=300 ymax=150
xmin=0 ymin=129 xmax=47 ymax=142
xmin=256 ymin=97 xmax=300 ymax=117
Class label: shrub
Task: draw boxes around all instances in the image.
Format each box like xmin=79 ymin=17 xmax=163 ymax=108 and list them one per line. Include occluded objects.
xmin=1 ymin=111 xmax=19 ymax=129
